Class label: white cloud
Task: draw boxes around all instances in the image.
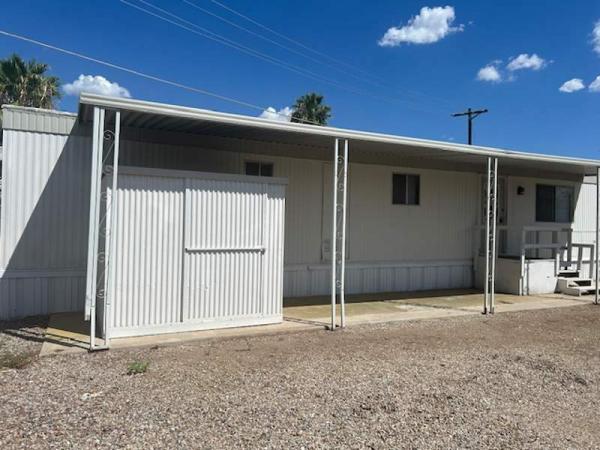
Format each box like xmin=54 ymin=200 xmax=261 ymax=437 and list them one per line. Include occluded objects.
xmin=592 ymin=20 xmax=600 ymax=56
xmin=559 ymin=78 xmax=585 ymax=93
xmin=378 ymin=6 xmax=463 ymax=47
xmin=589 ymin=75 xmax=600 ymax=92
xmin=477 ymin=64 xmax=502 ymax=83
xmin=258 ymin=106 xmax=293 ymax=122
xmin=506 ymin=53 xmax=547 ymax=71
xmin=62 ymin=74 xmax=131 ymax=98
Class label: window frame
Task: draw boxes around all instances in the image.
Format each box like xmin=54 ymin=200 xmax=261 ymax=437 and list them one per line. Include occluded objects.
xmin=392 ymin=173 xmax=420 ymax=206
xmin=244 ymin=160 xmax=274 ymax=177
xmin=535 ymin=183 xmax=574 ymax=223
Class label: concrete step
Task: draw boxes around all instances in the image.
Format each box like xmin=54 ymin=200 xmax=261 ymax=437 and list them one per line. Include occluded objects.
xmin=557 ymin=270 xmax=580 ymax=278
xmin=557 ymin=277 xmax=597 ymax=296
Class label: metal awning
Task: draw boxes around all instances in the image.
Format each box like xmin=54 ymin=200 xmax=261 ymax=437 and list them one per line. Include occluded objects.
xmin=78 ymin=93 xmax=600 ymax=180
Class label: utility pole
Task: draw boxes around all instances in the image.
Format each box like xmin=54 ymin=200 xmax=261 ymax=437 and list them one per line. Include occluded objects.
xmin=452 ymin=108 xmax=488 ymax=145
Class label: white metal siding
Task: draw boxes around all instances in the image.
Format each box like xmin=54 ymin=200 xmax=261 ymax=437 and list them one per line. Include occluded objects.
xmin=105 ymin=169 xmax=285 ymax=337
xmin=0 ymin=124 xmax=90 ymax=318
xmin=108 ymin=174 xmax=185 ymax=331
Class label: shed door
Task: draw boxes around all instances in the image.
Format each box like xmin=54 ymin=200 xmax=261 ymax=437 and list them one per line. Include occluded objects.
xmin=182 ymin=178 xmax=265 ymax=322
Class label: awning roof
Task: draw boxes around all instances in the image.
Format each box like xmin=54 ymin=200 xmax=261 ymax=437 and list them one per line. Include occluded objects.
xmin=78 ymin=93 xmax=600 ymax=180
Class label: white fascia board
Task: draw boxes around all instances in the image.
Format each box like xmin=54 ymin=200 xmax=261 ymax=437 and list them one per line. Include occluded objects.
xmin=79 ymin=93 xmax=600 ymax=169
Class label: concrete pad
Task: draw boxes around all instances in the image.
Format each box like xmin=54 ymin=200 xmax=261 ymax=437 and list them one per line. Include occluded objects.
xmin=40 ymin=290 xmax=592 ymax=355
xmin=109 ymin=320 xmax=322 ymax=350
xmin=41 ymin=312 xmax=91 ymax=355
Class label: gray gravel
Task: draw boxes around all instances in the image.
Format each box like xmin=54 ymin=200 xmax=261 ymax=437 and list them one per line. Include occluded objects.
xmin=1 ymin=305 xmax=599 ymax=449
xmin=0 ymin=316 xmax=47 ymax=371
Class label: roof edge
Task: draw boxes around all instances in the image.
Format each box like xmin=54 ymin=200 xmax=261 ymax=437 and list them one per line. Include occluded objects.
xmin=79 ymin=93 xmax=600 ymax=168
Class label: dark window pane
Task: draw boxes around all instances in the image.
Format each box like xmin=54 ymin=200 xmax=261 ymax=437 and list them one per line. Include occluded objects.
xmin=260 ymin=163 xmax=274 ymax=177
xmin=245 ymin=162 xmax=260 ymax=176
xmin=392 ymin=174 xmax=406 ymax=204
xmin=407 ymin=175 xmax=420 ymax=205
xmin=555 ymin=186 xmax=573 ymax=222
xmin=536 ymin=185 xmax=555 ymax=222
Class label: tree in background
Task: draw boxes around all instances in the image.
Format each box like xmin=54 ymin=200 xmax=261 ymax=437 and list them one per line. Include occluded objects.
xmin=291 ymin=92 xmax=331 ymax=126
xmin=0 ymin=54 xmax=60 ymax=109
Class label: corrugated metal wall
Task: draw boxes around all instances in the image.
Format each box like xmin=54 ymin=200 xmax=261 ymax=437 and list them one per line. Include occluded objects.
xmin=105 ymin=169 xmax=285 ymax=337
xmin=0 ymin=108 xmax=89 ymax=318
xmin=573 ymin=181 xmax=597 ymax=244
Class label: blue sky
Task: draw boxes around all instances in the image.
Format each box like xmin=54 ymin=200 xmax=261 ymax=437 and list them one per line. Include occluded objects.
xmin=1 ymin=1 xmax=599 ymax=157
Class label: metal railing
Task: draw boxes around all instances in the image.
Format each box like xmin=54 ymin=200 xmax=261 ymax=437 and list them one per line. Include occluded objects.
xmin=476 ymin=224 xmax=597 ymax=295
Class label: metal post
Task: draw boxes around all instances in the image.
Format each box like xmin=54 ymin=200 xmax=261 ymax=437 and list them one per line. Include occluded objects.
xmin=85 ymin=107 xmax=105 ymax=350
xmin=331 ymin=139 xmax=339 ymax=330
xmin=104 ymin=111 xmax=121 ymax=347
xmin=490 ymin=158 xmax=498 ymax=313
xmin=340 ymin=140 xmax=348 ymax=328
xmin=596 ymin=167 xmax=599 ymax=304
xmin=483 ymin=158 xmax=491 ymax=313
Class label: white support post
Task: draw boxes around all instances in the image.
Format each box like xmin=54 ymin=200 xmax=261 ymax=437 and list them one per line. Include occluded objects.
xmin=104 ymin=111 xmax=121 ymax=348
xmin=490 ymin=157 xmax=498 ymax=313
xmin=330 ymin=138 xmax=349 ymax=330
xmin=85 ymin=107 xmax=105 ymax=350
xmin=340 ymin=139 xmax=348 ymax=328
xmin=330 ymin=139 xmax=338 ymax=330
xmin=596 ymin=166 xmax=599 ymax=305
xmin=483 ymin=157 xmax=498 ymax=313
xmin=484 ymin=158 xmax=491 ymax=313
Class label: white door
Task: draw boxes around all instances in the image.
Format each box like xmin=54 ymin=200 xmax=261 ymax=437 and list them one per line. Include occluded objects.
xmin=182 ymin=178 xmax=266 ymax=323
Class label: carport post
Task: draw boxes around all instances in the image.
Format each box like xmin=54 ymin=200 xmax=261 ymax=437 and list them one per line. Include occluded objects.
xmin=85 ymin=107 xmax=105 ymax=350
xmin=331 ymin=139 xmax=338 ymax=330
xmin=104 ymin=111 xmax=121 ymax=346
xmin=596 ymin=166 xmax=599 ymax=305
xmin=483 ymin=157 xmax=498 ymax=314
xmin=340 ymin=139 xmax=348 ymax=328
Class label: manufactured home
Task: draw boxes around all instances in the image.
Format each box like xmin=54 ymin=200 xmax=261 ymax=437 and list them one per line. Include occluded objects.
xmin=1 ymin=94 xmax=599 ymax=348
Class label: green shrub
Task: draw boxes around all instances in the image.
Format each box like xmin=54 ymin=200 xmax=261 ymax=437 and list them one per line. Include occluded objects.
xmin=127 ymin=360 xmax=149 ymax=375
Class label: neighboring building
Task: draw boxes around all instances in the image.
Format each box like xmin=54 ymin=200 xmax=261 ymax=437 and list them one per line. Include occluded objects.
xmin=0 ymin=94 xmax=599 ymax=347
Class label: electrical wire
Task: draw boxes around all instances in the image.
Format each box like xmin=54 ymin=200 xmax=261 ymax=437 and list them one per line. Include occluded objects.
xmin=121 ymin=0 xmax=439 ymax=113
xmin=181 ymin=0 xmax=388 ymax=91
xmin=207 ymin=0 xmax=455 ymax=108
xmin=0 ymin=29 xmax=323 ymax=123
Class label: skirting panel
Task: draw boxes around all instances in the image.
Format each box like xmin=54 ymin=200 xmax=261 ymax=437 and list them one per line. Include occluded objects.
xmin=283 ymin=260 xmax=473 ymax=298
xmin=0 ymin=271 xmax=86 ymax=319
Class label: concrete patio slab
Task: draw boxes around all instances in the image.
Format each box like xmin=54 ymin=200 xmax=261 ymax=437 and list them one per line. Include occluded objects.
xmin=40 ymin=289 xmax=591 ymax=355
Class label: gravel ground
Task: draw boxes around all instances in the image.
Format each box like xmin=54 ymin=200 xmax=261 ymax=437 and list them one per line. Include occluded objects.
xmin=1 ymin=305 xmax=599 ymax=449
xmin=0 ymin=316 xmax=47 ymax=371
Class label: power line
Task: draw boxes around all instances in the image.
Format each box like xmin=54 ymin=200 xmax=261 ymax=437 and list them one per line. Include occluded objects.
xmin=121 ymin=0 xmax=438 ymax=113
xmin=208 ymin=0 xmax=382 ymax=84
xmin=207 ymin=0 xmax=455 ymax=108
xmin=0 ymin=29 xmax=320 ymax=123
xmin=182 ymin=0 xmax=384 ymax=90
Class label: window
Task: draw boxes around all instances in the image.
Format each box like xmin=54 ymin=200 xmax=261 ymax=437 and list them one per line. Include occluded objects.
xmin=245 ymin=161 xmax=273 ymax=177
xmin=392 ymin=174 xmax=420 ymax=205
xmin=536 ymin=184 xmax=573 ymax=222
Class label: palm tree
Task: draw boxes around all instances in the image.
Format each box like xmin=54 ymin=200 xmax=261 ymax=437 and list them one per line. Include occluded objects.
xmin=0 ymin=54 xmax=61 ymax=109
xmin=291 ymin=92 xmax=331 ymax=126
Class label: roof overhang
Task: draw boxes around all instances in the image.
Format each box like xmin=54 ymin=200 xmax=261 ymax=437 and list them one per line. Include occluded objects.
xmin=78 ymin=93 xmax=600 ymax=180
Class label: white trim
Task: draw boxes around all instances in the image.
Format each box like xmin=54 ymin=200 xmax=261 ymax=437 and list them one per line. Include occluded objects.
xmin=79 ymin=93 xmax=600 ymax=169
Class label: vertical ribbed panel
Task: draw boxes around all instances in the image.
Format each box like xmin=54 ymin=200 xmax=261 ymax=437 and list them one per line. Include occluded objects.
xmin=573 ymin=181 xmax=597 ymax=244
xmin=108 ymin=174 xmax=185 ymax=331
xmin=0 ymin=128 xmax=91 ymax=319
xmin=183 ymin=177 xmax=284 ymax=323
